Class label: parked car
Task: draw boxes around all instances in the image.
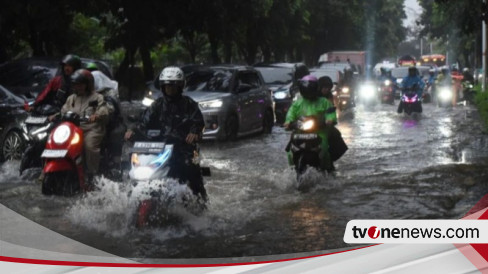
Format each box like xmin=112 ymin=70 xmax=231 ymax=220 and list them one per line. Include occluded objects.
xmin=142 ymin=65 xmax=274 ymax=141
xmin=0 ymin=57 xmax=113 ymax=100
xmin=0 ymin=85 xmax=28 ymax=161
xmin=254 ymin=63 xmax=309 ymax=124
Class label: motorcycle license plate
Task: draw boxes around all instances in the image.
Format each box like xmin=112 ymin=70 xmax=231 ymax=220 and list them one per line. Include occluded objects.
xmin=25 ymin=116 xmax=47 ymax=124
xmin=293 ymin=133 xmax=318 ymax=140
xmin=41 ymin=149 xmax=68 ymax=158
xmin=132 ymin=142 xmax=166 ymax=153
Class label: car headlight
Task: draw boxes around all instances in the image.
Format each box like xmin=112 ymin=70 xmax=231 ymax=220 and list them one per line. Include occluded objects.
xmin=274 ymin=91 xmax=288 ymax=100
xmin=384 ymin=80 xmax=391 ymax=86
xmin=53 ymin=125 xmax=71 ymax=144
xmin=199 ymin=99 xmax=223 ymax=109
xmin=142 ymin=97 xmax=155 ymax=107
xmin=342 ymin=87 xmax=350 ymax=93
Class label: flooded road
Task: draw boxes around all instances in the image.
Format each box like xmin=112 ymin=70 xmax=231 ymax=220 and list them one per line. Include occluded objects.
xmin=1 ymin=102 xmax=488 ymax=261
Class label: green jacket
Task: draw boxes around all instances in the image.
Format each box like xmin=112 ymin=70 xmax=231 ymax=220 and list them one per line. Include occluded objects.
xmin=285 ymin=97 xmax=337 ymax=125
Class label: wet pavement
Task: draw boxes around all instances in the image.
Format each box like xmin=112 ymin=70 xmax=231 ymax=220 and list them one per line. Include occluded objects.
xmin=1 ymin=101 xmax=488 ymax=260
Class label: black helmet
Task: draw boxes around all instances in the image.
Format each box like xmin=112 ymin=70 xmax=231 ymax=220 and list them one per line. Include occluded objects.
xmin=61 ymin=54 xmax=82 ymax=70
xmin=298 ymin=75 xmax=319 ymax=100
xmin=318 ymin=76 xmax=333 ymax=90
xmin=71 ymin=69 xmax=94 ymax=92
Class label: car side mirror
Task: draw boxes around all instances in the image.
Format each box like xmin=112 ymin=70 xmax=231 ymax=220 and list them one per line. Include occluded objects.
xmin=237 ymin=83 xmax=252 ymax=93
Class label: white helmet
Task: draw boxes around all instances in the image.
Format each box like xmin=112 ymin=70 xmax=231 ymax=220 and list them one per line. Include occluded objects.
xmin=159 ymin=66 xmax=185 ymax=94
xmin=159 ymin=66 xmax=184 ymax=83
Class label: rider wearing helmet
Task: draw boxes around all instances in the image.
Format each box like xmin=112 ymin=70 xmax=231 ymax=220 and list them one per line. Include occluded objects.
xmin=318 ymin=76 xmax=334 ymax=103
xmin=462 ymin=67 xmax=475 ymax=83
xmin=284 ymin=75 xmax=337 ymax=172
xmin=32 ymin=54 xmax=82 ymax=111
xmin=398 ymin=66 xmax=425 ymax=113
xmin=124 ymin=66 xmax=207 ymax=201
xmin=60 ymin=69 xmax=111 ymax=180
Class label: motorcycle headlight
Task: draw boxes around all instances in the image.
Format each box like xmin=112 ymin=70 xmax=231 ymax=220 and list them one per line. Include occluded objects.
xmin=53 ymin=125 xmax=71 ymax=144
xmin=342 ymin=87 xmax=350 ymax=93
xmin=133 ymin=166 xmax=155 ymax=181
xmin=468 ymin=84 xmax=474 ymax=89
xmin=199 ymin=99 xmax=223 ymax=109
xmin=384 ymin=80 xmax=391 ymax=86
xmin=439 ymin=88 xmax=452 ymax=100
xmin=142 ymin=97 xmax=155 ymax=107
xmin=360 ymin=85 xmax=376 ymax=98
xmin=396 ymin=79 xmax=403 ymax=84
xmin=301 ymin=120 xmax=315 ymax=131
xmin=274 ymin=91 xmax=288 ymax=100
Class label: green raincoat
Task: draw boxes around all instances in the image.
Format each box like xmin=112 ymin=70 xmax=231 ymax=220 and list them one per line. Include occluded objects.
xmin=285 ymin=97 xmax=337 ymax=170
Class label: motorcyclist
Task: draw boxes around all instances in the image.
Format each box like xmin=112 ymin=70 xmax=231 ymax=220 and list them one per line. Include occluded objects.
xmin=60 ymin=69 xmax=111 ymax=181
xmin=30 ymin=54 xmax=82 ymax=117
xmin=462 ymin=68 xmax=475 ymax=83
xmin=86 ymin=62 xmax=125 ymax=170
xmin=85 ymin=62 xmax=119 ymax=99
xmin=436 ymin=66 xmax=452 ymax=86
xmin=124 ymin=66 xmax=207 ymax=201
xmin=397 ymin=66 xmax=425 ymax=114
xmin=284 ymin=75 xmax=337 ymax=172
xmin=318 ymin=76 xmax=334 ymax=104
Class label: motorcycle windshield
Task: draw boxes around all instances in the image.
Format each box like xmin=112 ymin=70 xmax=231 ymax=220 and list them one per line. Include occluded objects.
xmin=130 ymin=144 xmax=173 ymax=181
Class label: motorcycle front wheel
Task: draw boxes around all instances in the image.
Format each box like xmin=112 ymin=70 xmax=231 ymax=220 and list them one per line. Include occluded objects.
xmin=41 ymin=171 xmax=80 ymax=196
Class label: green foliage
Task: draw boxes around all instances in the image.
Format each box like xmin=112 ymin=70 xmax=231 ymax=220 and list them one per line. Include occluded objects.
xmin=1 ymin=0 xmax=408 ymax=77
xmin=474 ymin=85 xmax=488 ymax=129
xmin=419 ymin=0 xmax=483 ymax=67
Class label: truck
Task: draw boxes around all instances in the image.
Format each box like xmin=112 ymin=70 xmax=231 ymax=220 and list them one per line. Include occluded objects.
xmin=318 ymin=51 xmax=366 ymax=75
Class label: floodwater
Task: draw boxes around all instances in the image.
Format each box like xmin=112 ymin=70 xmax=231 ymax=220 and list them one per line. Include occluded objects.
xmin=1 ymin=101 xmax=488 ymax=261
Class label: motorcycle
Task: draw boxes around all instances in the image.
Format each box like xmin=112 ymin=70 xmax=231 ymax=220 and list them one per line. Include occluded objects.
xmin=285 ymin=107 xmax=340 ymax=183
xmin=379 ymin=79 xmax=395 ymax=104
xmin=335 ymin=86 xmax=354 ymax=111
xmin=19 ymin=104 xmax=59 ymax=175
xmin=398 ymin=86 xmax=422 ymax=115
xmin=40 ymin=111 xmax=91 ymax=196
xmin=128 ymin=129 xmax=210 ymax=228
xmin=461 ymin=81 xmax=475 ymax=103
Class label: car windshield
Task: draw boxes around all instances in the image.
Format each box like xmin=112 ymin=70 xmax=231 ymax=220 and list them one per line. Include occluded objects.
xmin=254 ymin=67 xmax=293 ymax=85
xmin=185 ymin=68 xmax=233 ymax=92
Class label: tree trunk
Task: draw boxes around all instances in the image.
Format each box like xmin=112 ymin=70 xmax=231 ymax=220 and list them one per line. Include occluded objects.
xmin=140 ymin=46 xmax=154 ymax=81
xmin=208 ymin=33 xmax=220 ymax=64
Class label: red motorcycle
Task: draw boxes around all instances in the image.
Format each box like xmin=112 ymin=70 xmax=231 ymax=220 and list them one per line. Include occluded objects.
xmin=40 ymin=111 xmax=90 ymax=196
